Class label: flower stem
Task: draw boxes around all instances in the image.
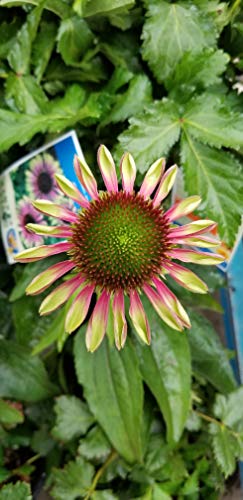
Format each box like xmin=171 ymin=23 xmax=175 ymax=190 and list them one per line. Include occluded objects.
xmin=84 ymin=450 xmax=118 ymax=500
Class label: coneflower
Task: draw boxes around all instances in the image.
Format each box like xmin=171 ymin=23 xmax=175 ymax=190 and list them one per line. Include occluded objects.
xmin=15 ymin=146 xmax=223 ymax=351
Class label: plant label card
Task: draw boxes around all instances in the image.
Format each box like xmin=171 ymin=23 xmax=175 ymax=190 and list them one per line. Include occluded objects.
xmin=0 ymin=131 xmax=89 ymax=264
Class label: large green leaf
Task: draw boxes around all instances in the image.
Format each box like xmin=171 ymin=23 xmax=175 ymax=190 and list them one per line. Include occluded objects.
xmin=117 ymin=100 xmax=180 ymax=172
xmin=74 ymin=332 xmax=144 ymax=463
xmin=32 ymin=21 xmax=57 ymax=82
xmin=0 ymin=0 xmax=71 ymax=18
xmin=183 ymin=93 xmax=243 ymax=149
xmin=52 ymin=395 xmax=94 ymax=442
xmin=134 ymin=297 xmax=191 ymax=444
xmin=80 ymin=0 xmax=135 ymax=17
xmin=5 ymin=73 xmax=48 ymax=115
xmin=50 ymin=456 xmax=94 ymax=500
xmin=188 ymin=311 xmax=236 ymax=394
xmin=142 ymin=0 xmax=216 ymax=82
xmin=213 ymin=387 xmax=243 ymax=433
xmin=0 ymin=340 xmax=58 ymax=402
xmin=57 ymin=16 xmax=94 ymax=66
xmin=0 ymin=481 xmax=32 ymax=500
xmin=181 ymin=134 xmax=243 ymax=246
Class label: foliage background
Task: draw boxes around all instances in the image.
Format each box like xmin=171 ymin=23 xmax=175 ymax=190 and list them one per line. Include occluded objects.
xmin=0 ymin=0 xmax=243 ymax=498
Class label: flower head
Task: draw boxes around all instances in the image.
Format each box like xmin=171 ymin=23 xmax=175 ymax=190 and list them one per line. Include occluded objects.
xmin=16 ymin=146 xmax=223 ymax=351
xmin=26 ymin=153 xmax=61 ymax=201
xmin=18 ymin=197 xmax=45 ymax=246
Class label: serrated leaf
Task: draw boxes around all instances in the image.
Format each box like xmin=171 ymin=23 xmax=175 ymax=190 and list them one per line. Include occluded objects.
xmin=5 ymin=73 xmax=48 ymax=115
xmin=213 ymin=387 xmax=243 ymax=432
xmin=32 ymin=21 xmax=57 ymax=82
xmin=152 ymin=484 xmax=172 ymax=499
xmin=117 ymin=100 xmax=180 ymax=173
xmin=7 ymin=3 xmax=44 ymax=75
xmin=0 ymin=340 xmax=58 ymax=402
xmin=0 ymin=18 xmax=21 ymax=59
xmin=183 ymin=93 xmax=243 ymax=149
xmin=50 ymin=456 xmax=94 ymax=500
xmin=209 ymin=423 xmax=236 ymax=477
xmin=91 ymin=492 xmax=118 ymax=500
xmin=80 ymin=0 xmax=135 ymax=17
xmin=188 ymin=311 xmax=236 ymax=394
xmin=74 ymin=332 xmax=144 ymax=463
xmin=134 ymin=297 xmax=191 ymax=444
xmin=52 ymin=395 xmax=94 ymax=442
xmin=78 ymin=425 xmax=111 ymax=460
xmin=0 ymin=481 xmax=32 ymax=500
xmin=0 ymin=0 xmax=71 ymax=18
xmin=142 ymin=1 xmax=216 ymax=82
xmin=181 ymin=134 xmax=243 ymax=246
xmin=57 ymin=16 xmax=93 ymax=66
xmin=0 ymin=399 xmax=24 ymax=425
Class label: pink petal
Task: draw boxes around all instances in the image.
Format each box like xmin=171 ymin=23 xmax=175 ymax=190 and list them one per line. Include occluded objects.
xmin=74 ymin=155 xmax=99 ymax=200
xmin=129 ymin=290 xmax=151 ymax=344
xmin=65 ymin=283 xmax=95 ymax=333
xmin=167 ymin=248 xmax=224 ymax=265
xmin=26 ymin=260 xmax=75 ymax=295
xmin=32 ymin=200 xmax=78 ymax=223
xmin=139 ymin=157 xmax=165 ymax=199
xmin=113 ymin=290 xmax=127 ymax=349
xmin=97 ymin=145 xmax=118 ymax=193
xmin=55 ymin=174 xmax=90 ymax=208
xmin=153 ymin=164 xmax=178 ymax=207
xmin=86 ymin=290 xmax=110 ymax=352
xmin=143 ymin=283 xmax=183 ymax=331
xmin=15 ymin=242 xmax=73 ymax=263
xmin=120 ymin=152 xmax=136 ymax=194
xmin=169 ymin=220 xmax=217 ymax=239
xmin=171 ymin=234 xmax=220 ymax=248
xmin=39 ymin=274 xmax=84 ymax=315
xmin=163 ymin=261 xmax=208 ymax=294
xmin=165 ymin=195 xmax=201 ymax=222
xmin=152 ymin=276 xmax=191 ymax=328
xmin=26 ymin=223 xmax=72 ymax=238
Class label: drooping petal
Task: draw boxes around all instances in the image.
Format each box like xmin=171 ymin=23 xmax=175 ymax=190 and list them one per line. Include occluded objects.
xmin=167 ymin=248 xmax=224 ymax=265
xmin=26 ymin=223 xmax=72 ymax=238
xmin=97 ymin=145 xmax=118 ymax=193
xmin=163 ymin=261 xmax=208 ymax=294
xmin=113 ymin=290 xmax=127 ymax=349
xmin=55 ymin=174 xmax=90 ymax=208
xmin=65 ymin=283 xmax=95 ymax=334
xmin=120 ymin=152 xmax=136 ymax=194
xmin=26 ymin=260 xmax=75 ymax=295
xmin=129 ymin=290 xmax=151 ymax=344
xmin=169 ymin=220 xmax=217 ymax=239
xmin=74 ymin=155 xmax=99 ymax=200
xmin=39 ymin=274 xmax=83 ymax=316
xmin=153 ymin=164 xmax=178 ymax=207
xmin=32 ymin=200 xmax=77 ymax=223
xmin=165 ymin=196 xmax=201 ymax=221
xmin=86 ymin=290 xmax=110 ymax=352
xmin=171 ymin=234 xmax=220 ymax=248
xmin=143 ymin=284 xmax=183 ymax=331
xmin=14 ymin=242 xmax=72 ymax=263
xmin=139 ymin=157 xmax=165 ymax=199
xmin=152 ymin=276 xmax=191 ymax=328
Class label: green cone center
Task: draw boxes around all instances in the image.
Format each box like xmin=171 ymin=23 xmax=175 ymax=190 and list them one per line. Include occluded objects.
xmin=70 ymin=191 xmax=170 ymax=292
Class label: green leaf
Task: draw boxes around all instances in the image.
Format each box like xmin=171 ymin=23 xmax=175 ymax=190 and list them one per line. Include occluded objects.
xmin=103 ymin=74 xmax=152 ymax=125
xmin=188 ymin=311 xmax=236 ymax=394
xmin=5 ymin=73 xmax=48 ymax=115
xmin=50 ymin=456 xmax=94 ymax=500
xmin=142 ymin=1 xmax=216 ymax=82
xmin=91 ymin=492 xmax=118 ymax=500
xmin=181 ymin=134 xmax=243 ymax=246
xmin=151 ymin=484 xmax=172 ymax=500
xmin=183 ymin=93 xmax=243 ymax=149
xmin=0 ymin=18 xmax=22 ymax=59
xmin=0 ymin=340 xmax=58 ymax=402
xmin=80 ymin=0 xmax=135 ymax=17
xmin=78 ymin=425 xmax=111 ymax=460
xmin=7 ymin=3 xmax=44 ymax=75
xmin=74 ymin=332 xmax=144 ymax=463
xmin=32 ymin=21 xmax=57 ymax=82
xmin=0 ymin=0 xmax=71 ymax=18
xmin=0 ymin=399 xmax=24 ymax=426
xmin=213 ymin=387 xmax=243 ymax=432
xmin=209 ymin=423 xmax=236 ymax=478
xmin=57 ymin=16 xmax=94 ymax=66
xmin=134 ymin=297 xmax=191 ymax=444
xmin=31 ymin=306 xmax=67 ymax=355
xmin=0 ymin=481 xmax=32 ymax=500
xmin=52 ymin=395 xmax=94 ymax=442
xmin=117 ymin=100 xmax=180 ymax=173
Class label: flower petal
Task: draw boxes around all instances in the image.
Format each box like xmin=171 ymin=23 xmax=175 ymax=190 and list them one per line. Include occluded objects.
xmin=113 ymin=290 xmax=127 ymax=349
xmin=120 ymin=152 xmax=136 ymax=194
xmin=165 ymin=195 xmax=201 ymax=221
xmin=172 ymin=235 xmax=220 ymax=248
xmin=65 ymin=284 xmax=95 ymax=333
xmin=129 ymin=290 xmax=151 ymax=344
xmin=163 ymin=262 xmax=208 ymax=294
xmin=98 ymin=145 xmax=118 ymax=193
xmin=26 ymin=260 xmax=75 ymax=295
xmin=14 ymin=242 xmax=72 ymax=263
xmin=74 ymin=155 xmax=99 ymax=200
xmin=152 ymin=276 xmax=191 ymax=328
xmin=26 ymin=223 xmax=72 ymax=238
xmin=39 ymin=274 xmax=83 ymax=316
xmin=143 ymin=284 xmax=183 ymax=331
xmin=139 ymin=157 xmax=165 ymax=199
xmin=153 ymin=164 xmax=178 ymax=207
xmin=55 ymin=174 xmax=90 ymax=208
xmin=32 ymin=200 xmax=77 ymax=223
xmin=169 ymin=220 xmax=217 ymax=239
xmin=168 ymin=248 xmax=224 ymax=265
xmin=86 ymin=290 xmax=110 ymax=352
